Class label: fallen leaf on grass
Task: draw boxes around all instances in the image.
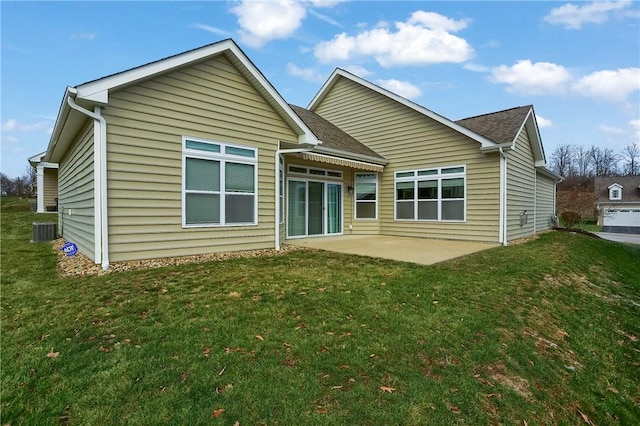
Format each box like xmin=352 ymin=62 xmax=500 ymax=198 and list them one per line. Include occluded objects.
xmin=316 ymin=407 xmax=328 ymax=414
xmin=331 ymin=385 xmax=342 ymax=389
xmin=449 ymin=405 xmax=460 ymax=414
xmin=203 ymin=348 xmax=211 ymax=357
xmin=180 ymin=372 xmax=188 ymax=382
xmin=578 ymin=410 xmax=596 ymax=426
xmin=212 ymin=408 xmax=225 ymax=418
xmin=47 ymin=348 xmax=60 ymax=358
xmin=380 ymin=386 xmax=395 ymax=393
xmin=255 ymin=335 xmax=264 ymax=341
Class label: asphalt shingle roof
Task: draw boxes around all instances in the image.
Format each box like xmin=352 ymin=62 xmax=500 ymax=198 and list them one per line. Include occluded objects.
xmin=455 ymin=105 xmax=532 ymax=144
xmin=595 ymin=176 xmax=640 ymax=203
xmin=289 ymin=105 xmax=385 ymax=160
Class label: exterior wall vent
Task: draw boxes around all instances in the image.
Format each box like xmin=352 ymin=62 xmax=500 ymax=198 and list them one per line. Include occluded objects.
xmin=32 ymin=222 xmax=57 ymax=242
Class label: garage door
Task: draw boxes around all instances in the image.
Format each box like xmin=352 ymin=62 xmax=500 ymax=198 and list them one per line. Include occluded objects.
xmin=604 ymin=209 xmax=640 ymax=227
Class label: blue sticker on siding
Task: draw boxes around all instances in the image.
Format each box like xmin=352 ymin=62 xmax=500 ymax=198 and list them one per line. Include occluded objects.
xmin=61 ymin=242 xmax=78 ymax=257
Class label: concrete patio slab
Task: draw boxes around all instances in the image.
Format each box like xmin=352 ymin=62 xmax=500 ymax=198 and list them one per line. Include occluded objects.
xmin=287 ymin=235 xmax=498 ymax=266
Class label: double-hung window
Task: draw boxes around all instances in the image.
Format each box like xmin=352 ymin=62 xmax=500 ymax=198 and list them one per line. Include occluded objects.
xmin=354 ymin=173 xmax=378 ymax=219
xmin=183 ymin=137 xmax=257 ymax=227
xmin=394 ymin=165 xmax=466 ymax=222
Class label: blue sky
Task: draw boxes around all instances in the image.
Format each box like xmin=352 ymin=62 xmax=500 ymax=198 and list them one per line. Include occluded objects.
xmin=1 ymin=0 xmax=639 ymax=178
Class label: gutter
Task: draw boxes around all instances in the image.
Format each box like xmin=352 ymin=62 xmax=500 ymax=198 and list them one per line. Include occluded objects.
xmin=66 ymin=92 xmax=110 ymax=269
xmin=274 ymin=143 xmax=317 ymax=250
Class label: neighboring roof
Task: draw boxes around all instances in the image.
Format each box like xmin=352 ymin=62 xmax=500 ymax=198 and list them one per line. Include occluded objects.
xmin=455 ymin=106 xmax=532 ymax=145
xmin=595 ymin=175 xmax=640 ymax=203
xmin=46 ymin=39 xmax=319 ymax=162
xmin=289 ymin=105 xmax=386 ymax=164
xmin=307 ymin=68 xmax=497 ymax=149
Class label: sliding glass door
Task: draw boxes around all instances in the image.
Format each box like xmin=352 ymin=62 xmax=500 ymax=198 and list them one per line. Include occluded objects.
xmin=287 ymin=179 xmax=342 ymax=237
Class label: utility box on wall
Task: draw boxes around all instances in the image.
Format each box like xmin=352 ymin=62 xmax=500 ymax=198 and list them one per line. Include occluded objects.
xmin=32 ymin=222 xmax=57 ymax=242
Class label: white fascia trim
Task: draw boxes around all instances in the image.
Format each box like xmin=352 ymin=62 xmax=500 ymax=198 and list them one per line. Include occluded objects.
xmin=44 ymin=87 xmax=75 ymax=162
xmin=74 ymin=40 xmax=319 ymax=146
xmin=308 ymin=68 xmax=496 ymax=148
xmin=523 ymin=108 xmax=547 ymax=165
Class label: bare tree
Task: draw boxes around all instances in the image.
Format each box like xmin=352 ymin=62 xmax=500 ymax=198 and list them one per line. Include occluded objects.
xmin=574 ymin=145 xmax=592 ymax=177
xmin=551 ymin=143 xmax=574 ymax=177
xmin=590 ymin=146 xmax=618 ymax=176
xmin=620 ymin=142 xmax=640 ymax=175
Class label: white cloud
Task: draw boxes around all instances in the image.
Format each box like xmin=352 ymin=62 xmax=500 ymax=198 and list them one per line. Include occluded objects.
xmin=598 ymin=124 xmax=626 ymax=135
xmin=491 ymin=61 xmax=639 ymax=103
xmin=314 ymin=11 xmax=473 ymax=67
xmin=490 ymin=60 xmax=572 ymax=95
xmin=463 ymin=63 xmax=490 ymax=73
xmin=1 ymin=119 xmax=17 ymax=131
xmin=536 ymin=115 xmax=553 ymax=128
xmin=629 ymin=119 xmax=640 ymax=140
xmin=308 ymin=0 xmax=346 ymax=7
xmin=375 ymin=79 xmax=422 ymax=99
xmin=231 ymin=0 xmax=307 ymax=47
xmin=572 ymin=68 xmax=640 ymax=102
xmin=343 ymin=65 xmax=372 ymax=78
xmin=544 ymin=0 xmax=633 ymax=29
xmin=309 ymin=9 xmax=341 ymax=27
xmin=192 ymin=24 xmax=229 ymax=37
xmin=286 ymin=63 xmax=325 ymax=83
xmin=1 ymin=118 xmax=50 ymax=133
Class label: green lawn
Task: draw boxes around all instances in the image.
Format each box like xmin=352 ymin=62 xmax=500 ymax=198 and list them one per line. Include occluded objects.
xmin=2 ymin=197 xmax=639 ymax=425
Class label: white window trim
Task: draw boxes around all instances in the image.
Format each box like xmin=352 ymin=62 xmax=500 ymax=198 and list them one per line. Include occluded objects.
xmin=394 ymin=165 xmax=467 ymax=222
xmin=279 ymin=157 xmax=285 ymax=224
xmin=182 ymin=136 xmax=258 ymax=228
xmin=354 ymin=172 xmax=378 ymax=220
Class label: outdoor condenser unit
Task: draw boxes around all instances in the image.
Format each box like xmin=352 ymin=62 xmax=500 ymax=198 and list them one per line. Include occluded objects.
xmin=32 ymin=222 xmax=57 ymax=242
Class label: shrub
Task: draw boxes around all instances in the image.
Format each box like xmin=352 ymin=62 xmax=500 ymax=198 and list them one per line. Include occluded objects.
xmin=560 ymin=211 xmax=581 ymax=229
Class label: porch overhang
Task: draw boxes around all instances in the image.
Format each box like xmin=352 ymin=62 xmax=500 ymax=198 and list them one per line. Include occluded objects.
xmin=300 ymin=152 xmax=384 ymax=172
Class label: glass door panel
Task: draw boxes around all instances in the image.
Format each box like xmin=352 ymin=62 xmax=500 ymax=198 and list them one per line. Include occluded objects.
xmin=308 ymin=181 xmax=324 ymax=235
xmin=327 ymin=183 xmax=342 ymax=234
xmin=288 ymin=180 xmax=306 ymax=237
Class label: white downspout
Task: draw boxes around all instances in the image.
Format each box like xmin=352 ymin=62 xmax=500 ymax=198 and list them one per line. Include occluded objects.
xmin=499 ymin=147 xmax=508 ymax=246
xmin=274 ymin=146 xmax=315 ymax=250
xmin=66 ymin=96 xmax=110 ymax=269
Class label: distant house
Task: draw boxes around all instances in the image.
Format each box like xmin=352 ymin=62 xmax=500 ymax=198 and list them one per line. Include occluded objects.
xmin=595 ymin=175 xmax=640 ymax=234
xmin=28 ymin=152 xmax=58 ymax=213
xmin=42 ymin=39 xmax=560 ymax=269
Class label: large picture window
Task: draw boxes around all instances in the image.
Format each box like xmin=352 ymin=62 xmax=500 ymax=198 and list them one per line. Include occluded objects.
xmin=183 ymin=137 xmax=257 ymax=227
xmin=394 ymin=165 xmax=466 ymax=222
xmin=354 ymin=173 xmax=378 ymax=219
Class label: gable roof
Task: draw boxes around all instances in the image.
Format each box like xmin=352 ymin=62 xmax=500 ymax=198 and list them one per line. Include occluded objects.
xmin=455 ymin=106 xmax=532 ymax=145
xmin=456 ymin=105 xmax=549 ymax=168
xmin=46 ymin=39 xmax=319 ymax=162
xmin=289 ymin=105 xmax=386 ymax=164
xmin=307 ymin=68 xmax=498 ymax=149
xmin=595 ymin=175 xmax=640 ymax=203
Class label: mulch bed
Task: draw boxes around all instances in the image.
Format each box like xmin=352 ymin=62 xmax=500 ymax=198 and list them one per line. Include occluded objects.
xmin=52 ymin=238 xmax=305 ymax=278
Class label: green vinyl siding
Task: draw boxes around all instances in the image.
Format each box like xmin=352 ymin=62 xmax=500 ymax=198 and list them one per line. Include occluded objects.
xmin=57 ymin=120 xmax=96 ymax=261
xmin=314 ymin=77 xmax=500 ymax=243
xmin=506 ymin=130 xmax=536 ymax=241
xmin=535 ymin=172 xmax=556 ymax=231
xmin=103 ymin=54 xmax=298 ymax=262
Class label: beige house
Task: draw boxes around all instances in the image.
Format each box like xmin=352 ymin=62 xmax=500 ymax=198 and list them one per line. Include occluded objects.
xmin=44 ymin=39 xmax=559 ymax=269
xmin=28 ymin=152 xmax=59 ymax=213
